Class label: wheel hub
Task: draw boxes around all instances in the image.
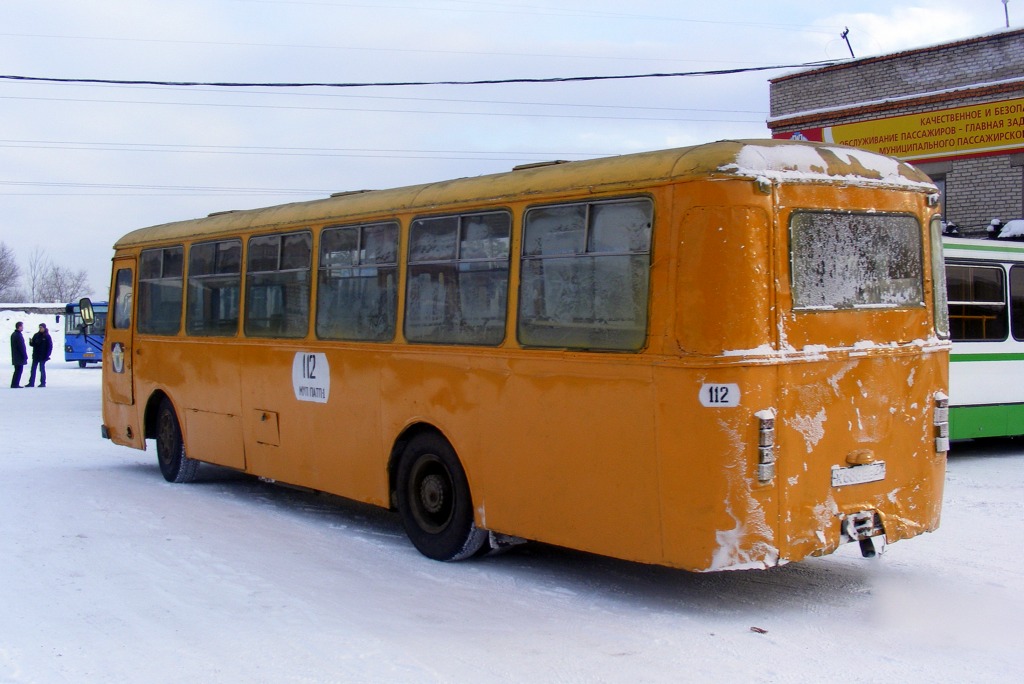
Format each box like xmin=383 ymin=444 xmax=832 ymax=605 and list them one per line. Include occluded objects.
xmin=419 ymin=473 xmax=446 ymax=514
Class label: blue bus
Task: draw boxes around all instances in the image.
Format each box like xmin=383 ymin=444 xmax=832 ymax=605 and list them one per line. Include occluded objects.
xmin=64 ymin=300 xmax=107 ymax=367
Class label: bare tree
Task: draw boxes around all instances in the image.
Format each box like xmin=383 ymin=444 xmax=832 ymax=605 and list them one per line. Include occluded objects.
xmin=37 ymin=264 xmax=90 ymax=303
xmin=26 ymin=247 xmax=52 ymax=301
xmin=0 ymin=242 xmax=23 ymax=301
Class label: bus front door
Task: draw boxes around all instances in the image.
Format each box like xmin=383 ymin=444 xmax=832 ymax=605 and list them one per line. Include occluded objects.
xmin=103 ymin=259 xmax=142 ymax=448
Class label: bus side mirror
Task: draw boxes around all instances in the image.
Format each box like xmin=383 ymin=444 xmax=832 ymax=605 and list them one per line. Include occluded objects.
xmin=80 ymin=298 xmax=95 ymax=326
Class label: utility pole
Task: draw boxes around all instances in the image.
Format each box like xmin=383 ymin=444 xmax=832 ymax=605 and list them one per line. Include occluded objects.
xmin=1004 ymin=0 xmax=1011 ymax=28
xmin=841 ymin=27 xmax=855 ymax=58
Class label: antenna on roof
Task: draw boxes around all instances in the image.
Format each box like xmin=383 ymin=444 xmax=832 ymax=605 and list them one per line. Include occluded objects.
xmin=1003 ymin=0 xmax=1010 ymax=28
xmin=841 ymin=27 xmax=856 ymax=58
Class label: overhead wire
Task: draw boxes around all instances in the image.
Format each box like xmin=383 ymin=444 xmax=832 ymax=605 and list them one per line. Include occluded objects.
xmin=2 ymin=79 xmax=768 ymax=116
xmin=0 ymin=20 xmax=827 ymax=198
xmin=0 ymin=32 xmax=789 ymax=67
xmin=0 ymin=138 xmax=608 ymax=161
xmin=224 ymin=0 xmax=844 ymax=35
xmin=0 ymin=179 xmax=330 ymax=197
xmin=0 ymin=60 xmax=841 ymax=89
xmin=0 ymin=92 xmax=765 ymax=123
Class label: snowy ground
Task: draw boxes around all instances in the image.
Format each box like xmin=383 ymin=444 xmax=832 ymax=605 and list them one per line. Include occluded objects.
xmin=1 ymin=309 xmax=1022 ymax=683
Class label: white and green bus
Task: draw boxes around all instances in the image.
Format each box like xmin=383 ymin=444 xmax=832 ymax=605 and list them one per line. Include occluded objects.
xmin=944 ymin=236 xmax=1024 ymax=439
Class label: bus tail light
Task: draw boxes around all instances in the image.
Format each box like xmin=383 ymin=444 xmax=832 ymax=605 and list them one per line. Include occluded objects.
xmin=934 ymin=392 xmax=950 ymax=453
xmin=755 ymin=409 xmax=776 ymax=483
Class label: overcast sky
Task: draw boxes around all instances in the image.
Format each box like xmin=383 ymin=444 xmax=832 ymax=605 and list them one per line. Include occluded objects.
xmin=0 ymin=0 xmax=1014 ymax=297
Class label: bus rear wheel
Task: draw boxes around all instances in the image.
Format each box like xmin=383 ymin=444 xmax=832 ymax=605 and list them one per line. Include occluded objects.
xmin=396 ymin=433 xmax=486 ymax=561
xmin=155 ymin=398 xmax=200 ymax=483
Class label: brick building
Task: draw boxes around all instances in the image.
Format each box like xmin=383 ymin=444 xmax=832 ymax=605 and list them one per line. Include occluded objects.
xmin=768 ymin=28 xmax=1024 ymax=236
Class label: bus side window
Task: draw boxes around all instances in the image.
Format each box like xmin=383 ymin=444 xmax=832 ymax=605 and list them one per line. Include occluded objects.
xmin=137 ymin=247 xmax=183 ymax=335
xmin=946 ymin=264 xmax=1008 ymax=341
xmin=518 ymin=198 xmax=653 ymax=351
xmin=317 ymin=222 xmax=399 ymax=342
xmin=113 ymin=269 xmax=133 ymax=329
xmin=1011 ymin=264 xmax=1024 ymax=341
xmin=405 ymin=211 xmax=510 ymax=345
xmin=244 ymin=231 xmax=312 ymax=338
xmin=187 ymin=239 xmax=242 ymax=336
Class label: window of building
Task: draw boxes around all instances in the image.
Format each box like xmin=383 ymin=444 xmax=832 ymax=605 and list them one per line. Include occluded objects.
xmin=916 ymin=162 xmax=950 ymax=225
xmin=518 ymin=197 xmax=653 ymax=350
xmin=932 ymin=177 xmax=947 ymax=222
xmin=138 ymin=246 xmax=184 ymax=335
xmin=317 ymin=221 xmax=399 ymax=342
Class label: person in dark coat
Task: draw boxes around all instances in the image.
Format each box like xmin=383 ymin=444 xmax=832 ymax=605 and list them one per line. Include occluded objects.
xmin=27 ymin=323 xmax=53 ymax=388
xmin=10 ymin=321 xmax=27 ymax=388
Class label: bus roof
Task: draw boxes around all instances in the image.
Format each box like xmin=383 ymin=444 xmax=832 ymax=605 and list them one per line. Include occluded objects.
xmin=114 ymin=139 xmax=935 ymax=248
xmin=943 ymin=235 xmax=1024 ymax=259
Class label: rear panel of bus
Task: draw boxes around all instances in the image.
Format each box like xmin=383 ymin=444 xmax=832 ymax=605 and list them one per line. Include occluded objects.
xmin=655 ymin=179 xmax=948 ymax=570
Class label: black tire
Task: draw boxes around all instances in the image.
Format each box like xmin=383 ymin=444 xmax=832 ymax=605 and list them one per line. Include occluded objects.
xmin=155 ymin=398 xmax=200 ymax=483
xmin=78 ymin=360 xmax=86 ymax=368
xmin=396 ymin=433 xmax=487 ymax=561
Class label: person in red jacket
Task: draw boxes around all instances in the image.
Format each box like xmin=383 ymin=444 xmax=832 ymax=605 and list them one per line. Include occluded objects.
xmin=10 ymin=321 xmax=27 ymax=388
xmin=27 ymin=323 xmax=52 ymax=388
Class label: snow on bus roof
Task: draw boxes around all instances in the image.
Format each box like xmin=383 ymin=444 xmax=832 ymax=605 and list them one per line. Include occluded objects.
xmin=999 ymin=219 xmax=1024 ymax=238
xmin=717 ymin=141 xmax=935 ymax=190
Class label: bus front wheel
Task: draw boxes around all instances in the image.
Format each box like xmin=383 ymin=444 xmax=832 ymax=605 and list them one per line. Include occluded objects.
xmin=396 ymin=434 xmax=486 ymax=561
xmin=155 ymin=398 xmax=200 ymax=483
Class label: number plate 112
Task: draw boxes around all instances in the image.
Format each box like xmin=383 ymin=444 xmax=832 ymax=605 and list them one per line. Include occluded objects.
xmin=700 ymin=383 xmax=740 ymax=408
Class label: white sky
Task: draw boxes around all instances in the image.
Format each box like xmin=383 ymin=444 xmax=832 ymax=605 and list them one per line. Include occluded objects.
xmin=0 ymin=0 xmax=1014 ymax=297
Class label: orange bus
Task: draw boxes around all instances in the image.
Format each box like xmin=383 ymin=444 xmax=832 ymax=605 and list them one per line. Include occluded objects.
xmin=89 ymin=140 xmax=950 ymax=571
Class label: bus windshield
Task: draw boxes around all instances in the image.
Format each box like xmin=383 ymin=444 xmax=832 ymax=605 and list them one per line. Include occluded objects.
xmin=64 ymin=301 xmax=107 ymax=367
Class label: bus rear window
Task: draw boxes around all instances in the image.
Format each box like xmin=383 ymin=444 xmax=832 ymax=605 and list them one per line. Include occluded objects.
xmin=790 ymin=211 xmax=923 ymax=310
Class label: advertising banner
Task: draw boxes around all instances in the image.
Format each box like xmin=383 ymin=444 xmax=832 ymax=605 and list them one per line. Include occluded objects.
xmin=775 ymin=97 xmax=1024 ymax=162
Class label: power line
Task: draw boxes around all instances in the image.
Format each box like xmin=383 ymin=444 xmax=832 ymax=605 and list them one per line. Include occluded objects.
xmin=0 ymin=32 xmax=787 ymax=67
xmin=0 ymin=138 xmax=610 ymax=161
xmin=5 ymin=79 xmax=768 ymax=115
xmin=0 ymin=60 xmax=840 ymax=90
xmin=225 ymin=0 xmax=842 ymax=34
xmin=0 ymin=93 xmax=766 ymax=123
xmin=0 ymin=179 xmax=329 ymax=196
